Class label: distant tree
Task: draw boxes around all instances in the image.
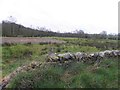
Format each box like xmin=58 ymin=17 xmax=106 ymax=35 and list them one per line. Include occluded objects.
xmin=107 ymin=33 xmax=117 ymax=40
xmin=75 ymin=29 xmax=84 ymax=34
xmin=39 ymin=27 xmax=47 ymax=31
xmin=100 ymin=31 xmax=107 ymax=39
xmin=4 ymin=16 xmax=17 ymax=36
xmin=6 ymin=16 xmax=17 ymax=23
xmin=73 ymin=29 xmax=85 ymax=38
xmin=78 ymin=30 xmax=84 ymax=34
xmin=100 ymin=31 xmax=107 ymax=35
xmin=36 ymin=26 xmax=40 ymax=30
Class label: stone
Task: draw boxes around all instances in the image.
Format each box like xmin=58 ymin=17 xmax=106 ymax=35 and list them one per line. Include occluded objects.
xmin=46 ymin=50 xmax=120 ymax=63
xmin=104 ymin=50 xmax=112 ymax=57
xmin=98 ymin=51 xmax=105 ymax=58
xmin=74 ymin=52 xmax=83 ymax=61
xmin=113 ymin=50 xmax=120 ymax=56
xmin=48 ymin=53 xmax=59 ymax=62
xmin=58 ymin=52 xmax=73 ymax=61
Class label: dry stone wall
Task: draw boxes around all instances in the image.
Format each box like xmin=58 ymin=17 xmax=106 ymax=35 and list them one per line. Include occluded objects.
xmin=1 ymin=61 xmax=42 ymax=89
xmin=1 ymin=50 xmax=120 ymax=89
xmin=47 ymin=50 xmax=120 ymax=64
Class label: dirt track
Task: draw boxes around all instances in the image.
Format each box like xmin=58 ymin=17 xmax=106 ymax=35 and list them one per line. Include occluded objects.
xmin=1 ymin=37 xmax=65 ymax=44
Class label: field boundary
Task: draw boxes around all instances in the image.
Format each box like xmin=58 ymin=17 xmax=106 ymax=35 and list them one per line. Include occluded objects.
xmin=1 ymin=50 xmax=120 ymax=89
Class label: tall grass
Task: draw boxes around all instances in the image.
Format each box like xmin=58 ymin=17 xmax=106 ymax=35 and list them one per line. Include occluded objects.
xmin=2 ymin=44 xmax=51 ymax=77
xmin=2 ymin=37 xmax=119 ymax=88
xmin=7 ymin=58 xmax=118 ymax=88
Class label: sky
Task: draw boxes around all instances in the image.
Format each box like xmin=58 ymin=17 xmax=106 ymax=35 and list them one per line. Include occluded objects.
xmin=0 ymin=0 xmax=119 ymax=34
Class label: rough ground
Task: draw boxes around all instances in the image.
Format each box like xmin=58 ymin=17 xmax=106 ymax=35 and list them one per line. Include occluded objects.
xmin=1 ymin=50 xmax=119 ymax=89
xmin=1 ymin=37 xmax=65 ymax=44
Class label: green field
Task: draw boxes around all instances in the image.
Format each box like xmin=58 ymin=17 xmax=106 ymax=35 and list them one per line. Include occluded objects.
xmin=1 ymin=37 xmax=119 ymax=88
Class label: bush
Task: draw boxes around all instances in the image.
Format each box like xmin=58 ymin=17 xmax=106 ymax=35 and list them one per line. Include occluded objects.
xmin=24 ymin=42 xmax=32 ymax=46
xmin=2 ymin=42 xmax=16 ymax=46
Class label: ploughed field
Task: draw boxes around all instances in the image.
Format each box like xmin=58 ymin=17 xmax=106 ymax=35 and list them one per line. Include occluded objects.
xmin=2 ymin=37 xmax=65 ymax=44
xmin=1 ymin=37 xmax=120 ymax=88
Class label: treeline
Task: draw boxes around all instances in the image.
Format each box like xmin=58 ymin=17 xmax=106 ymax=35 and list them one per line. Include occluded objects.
xmin=2 ymin=21 xmax=57 ymax=37
xmin=2 ymin=21 xmax=119 ymax=40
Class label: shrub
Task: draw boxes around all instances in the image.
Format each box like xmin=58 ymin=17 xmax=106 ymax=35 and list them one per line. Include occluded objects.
xmin=24 ymin=42 xmax=32 ymax=46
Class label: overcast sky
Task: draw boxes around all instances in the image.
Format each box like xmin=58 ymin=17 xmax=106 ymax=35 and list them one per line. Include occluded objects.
xmin=0 ymin=0 xmax=119 ymax=34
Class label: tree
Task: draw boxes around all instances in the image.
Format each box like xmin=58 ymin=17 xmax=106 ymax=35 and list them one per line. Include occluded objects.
xmin=75 ymin=29 xmax=84 ymax=34
xmin=7 ymin=16 xmax=17 ymax=23
xmin=100 ymin=31 xmax=107 ymax=39
xmin=100 ymin=31 xmax=107 ymax=35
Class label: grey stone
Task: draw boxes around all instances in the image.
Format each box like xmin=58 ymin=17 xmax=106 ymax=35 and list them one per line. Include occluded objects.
xmin=58 ymin=52 xmax=73 ymax=61
xmin=74 ymin=52 xmax=84 ymax=61
xmin=98 ymin=51 xmax=105 ymax=57
xmin=47 ymin=53 xmax=59 ymax=62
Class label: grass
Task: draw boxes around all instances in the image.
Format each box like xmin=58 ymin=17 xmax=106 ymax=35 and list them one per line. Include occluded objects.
xmin=0 ymin=45 xmax=2 ymax=81
xmin=2 ymin=44 xmax=50 ymax=77
xmin=7 ymin=58 xmax=118 ymax=88
xmin=2 ymin=37 xmax=119 ymax=88
xmin=52 ymin=37 xmax=119 ymax=50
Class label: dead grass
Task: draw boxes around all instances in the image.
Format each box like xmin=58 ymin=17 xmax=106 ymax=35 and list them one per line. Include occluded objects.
xmin=2 ymin=37 xmax=65 ymax=44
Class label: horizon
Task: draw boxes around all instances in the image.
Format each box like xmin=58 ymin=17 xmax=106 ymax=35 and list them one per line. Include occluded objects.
xmin=0 ymin=0 xmax=119 ymax=34
xmin=1 ymin=21 xmax=119 ymax=35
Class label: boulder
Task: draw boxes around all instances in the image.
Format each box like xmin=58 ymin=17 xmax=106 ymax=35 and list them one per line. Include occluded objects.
xmin=98 ymin=51 xmax=105 ymax=58
xmin=87 ymin=53 xmax=96 ymax=64
xmin=80 ymin=53 xmax=88 ymax=62
xmin=74 ymin=52 xmax=83 ymax=61
xmin=89 ymin=53 xmax=94 ymax=57
xmin=58 ymin=52 xmax=74 ymax=61
xmin=112 ymin=50 xmax=120 ymax=56
xmin=47 ymin=53 xmax=59 ymax=62
xmin=46 ymin=50 xmax=120 ymax=63
xmin=87 ymin=52 xmax=103 ymax=64
xmin=104 ymin=50 xmax=112 ymax=57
